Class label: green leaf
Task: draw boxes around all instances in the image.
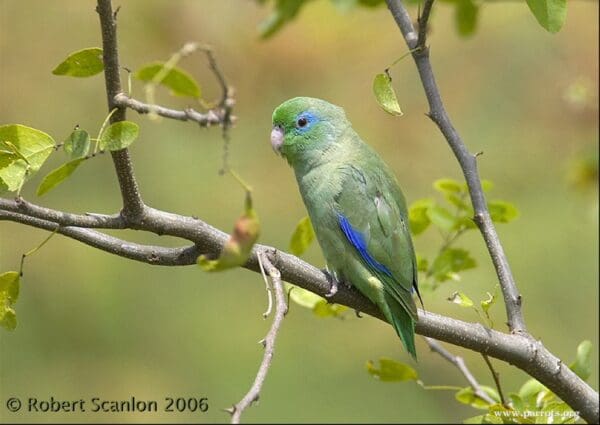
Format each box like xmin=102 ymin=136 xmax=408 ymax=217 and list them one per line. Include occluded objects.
xmin=567 ymin=154 xmax=599 ymax=190
xmin=445 ymin=193 xmax=470 ymax=211
xmin=36 ymin=158 xmax=86 ymax=196
xmin=518 ymin=378 xmax=548 ymax=403
xmin=463 ymin=415 xmax=486 ymax=424
xmin=447 ymin=291 xmax=474 ymax=307
xmin=416 ymin=253 xmax=429 ymax=273
xmin=426 ymin=205 xmax=457 ymax=231
xmin=312 ymin=300 xmax=348 ymax=318
xmin=480 ymin=287 xmax=498 ymax=327
xmin=526 ymin=0 xmax=567 ymax=34
xmin=135 ymin=62 xmax=201 ymax=98
xmin=540 ymin=401 xmax=579 ymax=424
xmin=258 ymin=0 xmax=306 ymax=39
xmin=0 ymin=307 xmax=16 ymax=331
xmin=455 ymin=0 xmax=479 ymax=37
xmin=0 ymin=271 xmax=20 ymax=304
xmin=0 ymin=150 xmax=18 ymax=169
xmin=409 ymin=198 xmax=434 ymax=235
xmin=285 ymin=283 xmax=347 ymax=318
xmin=431 ymin=248 xmax=477 ymax=282
xmin=63 ymin=128 xmax=90 ymax=159
xmin=52 ymin=47 xmax=104 ymax=77
xmin=484 ymin=404 xmax=518 ymax=424
xmin=366 ymin=358 xmax=418 ymax=382
xmin=0 ymin=124 xmax=55 ymax=192
xmin=433 ymin=178 xmax=463 ymax=194
xmin=99 ymin=121 xmax=139 ymax=151
xmin=289 ymin=216 xmax=315 ymax=256
xmin=488 ymin=200 xmax=519 ymax=223
xmin=481 ymin=180 xmax=494 ymax=192
xmin=480 ymin=289 xmax=497 ymax=315
xmin=569 ymin=340 xmax=592 ymax=381
xmin=286 ymin=283 xmax=323 ymax=309
xmin=373 ymin=73 xmax=403 ymax=116
xmin=0 ymin=271 xmax=20 ymax=331
xmin=455 ymin=215 xmax=477 ymax=230
xmin=198 ymin=192 xmax=260 ymax=272
xmin=455 ymin=386 xmax=499 ymax=409
xmin=509 ymin=393 xmax=526 ymax=412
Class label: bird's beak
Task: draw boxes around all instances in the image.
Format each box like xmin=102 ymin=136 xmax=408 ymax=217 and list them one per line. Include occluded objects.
xmin=271 ymin=125 xmax=284 ymax=154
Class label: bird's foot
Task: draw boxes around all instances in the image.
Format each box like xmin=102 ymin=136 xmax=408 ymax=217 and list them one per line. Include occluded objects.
xmin=321 ymin=269 xmax=339 ymax=298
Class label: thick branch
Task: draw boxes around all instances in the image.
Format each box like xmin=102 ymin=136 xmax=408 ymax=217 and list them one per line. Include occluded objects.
xmin=114 ymin=93 xmax=227 ymax=127
xmin=230 ymin=251 xmax=287 ymax=423
xmin=0 ymin=210 xmax=200 ymax=265
xmin=1 ymin=199 xmax=597 ymax=422
xmin=97 ymin=0 xmax=145 ymax=219
xmin=0 ymin=197 xmax=124 ymax=229
xmin=424 ymin=337 xmax=496 ymax=405
xmin=385 ymin=0 xmax=526 ymax=335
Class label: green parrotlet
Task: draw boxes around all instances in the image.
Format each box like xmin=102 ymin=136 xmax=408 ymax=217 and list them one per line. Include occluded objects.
xmin=271 ymin=97 xmax=421 ymax=359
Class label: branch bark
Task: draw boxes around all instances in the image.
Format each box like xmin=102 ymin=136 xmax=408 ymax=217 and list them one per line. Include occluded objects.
xmin=114 ymin=93 xmax=229 ymax=127
xmin=383 ymin=0 xmax=598 ymax=421
xmin=384 ymin=0 xmax=526 ymax=335
xmin=424 ymin=337 xmax=496 ymax=405
xmin=1 ymin=198 xmax=597 ymax=422
xmin=97 ymin=0 xmax=145 ymax=219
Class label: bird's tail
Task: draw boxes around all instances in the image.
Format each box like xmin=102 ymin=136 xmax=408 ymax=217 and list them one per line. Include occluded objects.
xmin=384 ymin=292 xmax=417 ymax=360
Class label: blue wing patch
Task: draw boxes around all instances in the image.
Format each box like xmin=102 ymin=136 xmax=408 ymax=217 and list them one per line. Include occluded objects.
xmin=338 ymin=213 xmax=393 ymax=277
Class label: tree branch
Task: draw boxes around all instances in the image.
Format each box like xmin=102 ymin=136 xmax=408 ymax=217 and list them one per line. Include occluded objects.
xmin=229 ymin=251 xmax=288 ymax=423
xmin=0 ymin=197 xmax=125 ymax=229
xmin=424 ymin=337 xmax=496 ymax=405
xmin=482 ymin=353 xmax=507 ymax=407
xmin=1 ymin=198 xmax=597 ymax=422
xmin=96 ymin=0 xmax=145 ymax=219
xmin=383 ymin=1 xmax=598 ymax=421
xmin=114 ymin=93 xmax=229 ymax=128
xmin=0 ymin=210 xmax=200 ymax=266
xmin=417 ymin=0 xmax=434 ymax=49
xmin=384 ymin=0 xmax=526 ymax=335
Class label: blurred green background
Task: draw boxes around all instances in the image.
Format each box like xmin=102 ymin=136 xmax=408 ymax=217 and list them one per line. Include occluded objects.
xmin=0 ymin=0 xmax=598 ymax=423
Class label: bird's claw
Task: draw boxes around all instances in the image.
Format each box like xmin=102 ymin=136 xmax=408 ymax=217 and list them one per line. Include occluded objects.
xmin=321 ymin=269 xmax=339 ymax=298
xmin=326 ymin=281 xmax=338 ymax=298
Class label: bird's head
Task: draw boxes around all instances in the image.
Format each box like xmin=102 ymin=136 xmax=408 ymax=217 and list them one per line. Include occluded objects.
xmin=271 ymin=97 xmax=347 ymax=165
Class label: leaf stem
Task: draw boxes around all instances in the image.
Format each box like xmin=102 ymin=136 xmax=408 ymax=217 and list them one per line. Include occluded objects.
xmin=19 ymin=227 xmax=59 ymax=276
xmin=95 ymin=107 xmax=118 ymax=153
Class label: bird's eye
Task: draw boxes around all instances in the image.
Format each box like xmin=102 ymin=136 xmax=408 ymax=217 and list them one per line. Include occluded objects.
xmin=297 ymin=117 xmax=308 ymax=128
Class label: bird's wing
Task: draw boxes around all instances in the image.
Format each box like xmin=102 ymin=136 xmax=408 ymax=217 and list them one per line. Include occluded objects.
xmin=335 ymin=163 xmax=418 ymax=320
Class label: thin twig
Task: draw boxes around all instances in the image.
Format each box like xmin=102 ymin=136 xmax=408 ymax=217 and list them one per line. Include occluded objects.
xmin=257 ymin=251 xmax=273 ymax=318
xmin=196 ymin=45 xmax=235 ymax=173
xmin=114 ymin=93 xmax=230 ymax=127
xmin=482 ymin=353 xmax=507 ymax=407
xmin=424 ymin=337 xmax=496 ymax=405
xmin=417 ymin=0 xmax=435 ymax=49
xmin=384 ymin=0 xmax=526 ymax=334
xmin=229 ymin=250 xmax=288 ymax=424
xmin=198 ymin=46 xmax=230 ymax=107
xmin=19 ymin=227 xmax=59 ymax=277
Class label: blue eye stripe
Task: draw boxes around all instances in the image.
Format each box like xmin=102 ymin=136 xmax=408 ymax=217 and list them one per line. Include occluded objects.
xmin=295 ymin=111 xmax=319 ymax=132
